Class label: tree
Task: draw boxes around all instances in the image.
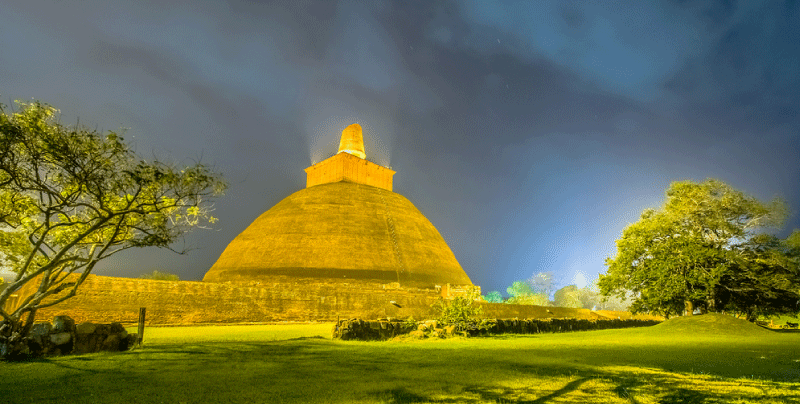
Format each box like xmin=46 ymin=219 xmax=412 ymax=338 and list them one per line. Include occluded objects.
xmin=573 ymin=279 xmax=634 ymax=311
xmin=506 ymin=281 xmax=533 ymax=298
xmin=0 ymin=100 xmax=226 ymax=358
xmin=599 ymin=178 xmax=795 ymax=319
xmin=482 ymin=291 xmax=503 ymax=303
xmin=553 ymin=285 xmax=582 ymax=308
xmin=583 ymin=288 xmax=634 ymax=312
xmin=506 ymin=280 xmax=550 ymax=305
xmin=504 ymin=272 xmax=556 ymax=306
xmin=140 ymin=270 xmax=180 ymax=281
xmin=528 ymin=271 xmax=556 ymax=300
xmin=715 ymin=233 xmax=800 ymax=321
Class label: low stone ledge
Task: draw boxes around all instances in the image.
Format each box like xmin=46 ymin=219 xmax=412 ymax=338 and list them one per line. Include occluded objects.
xmin=1 ymin=315 xmax=137 ymax=360
xmin=332 ymin=318 xmax=417 ymax=341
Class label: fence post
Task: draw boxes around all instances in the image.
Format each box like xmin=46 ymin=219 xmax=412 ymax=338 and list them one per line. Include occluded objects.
xmin=137 ymin=307 xmax=146 ymax=346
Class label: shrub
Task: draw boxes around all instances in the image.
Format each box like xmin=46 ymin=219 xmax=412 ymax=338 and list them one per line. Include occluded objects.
xmin=431 ymin=290 xmax=495 ymax=333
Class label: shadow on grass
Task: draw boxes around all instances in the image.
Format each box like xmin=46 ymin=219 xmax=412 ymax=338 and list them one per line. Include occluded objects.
xmin=611 ymin=377 xmax=644 ymax=404
xmin=658 ymin=387 xmax=712 ymax=404
xmin=11 ymin=356 xmax=103 ymax=375
xmin=379 ymin=388 xmax=439 ymax=404
xmin=285 ymin=335 xmax=328 ymax=341
xmin=461 ymin=376 xmax=591 ymax=404
xmin=367 ymin=360 xmax=798 ymax=404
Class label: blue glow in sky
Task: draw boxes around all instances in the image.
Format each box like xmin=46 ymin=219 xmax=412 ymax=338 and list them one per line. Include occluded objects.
xmin=1 ymin=1 xmax=798 ymax=295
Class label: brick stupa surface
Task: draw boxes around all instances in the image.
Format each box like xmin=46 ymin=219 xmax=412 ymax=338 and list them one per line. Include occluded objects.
xmin=204 ymin=122 xmax=472 ymax=289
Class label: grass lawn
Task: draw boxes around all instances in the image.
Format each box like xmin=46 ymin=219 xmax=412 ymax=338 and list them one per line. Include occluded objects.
xmin=2 ymin=314 xmax=799 ymax=403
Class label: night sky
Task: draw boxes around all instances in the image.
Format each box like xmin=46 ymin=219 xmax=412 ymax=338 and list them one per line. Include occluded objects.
xmin=2 ymin=1 xmax=798 ymax=296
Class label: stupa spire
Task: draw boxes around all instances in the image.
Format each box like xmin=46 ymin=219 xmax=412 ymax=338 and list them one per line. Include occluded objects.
xmin=305 ymin=122 xmax=394 ymax=191
xmin=337 ymin=123 xmax=366 ymax=159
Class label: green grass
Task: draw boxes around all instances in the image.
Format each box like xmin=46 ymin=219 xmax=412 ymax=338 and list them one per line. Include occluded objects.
xmin=2 ymin=315 xmax=799 ymax=403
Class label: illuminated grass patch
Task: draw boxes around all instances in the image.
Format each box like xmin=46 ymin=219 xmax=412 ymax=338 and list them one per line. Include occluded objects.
xmin=1 ymin=320 xmax=798 ymax=403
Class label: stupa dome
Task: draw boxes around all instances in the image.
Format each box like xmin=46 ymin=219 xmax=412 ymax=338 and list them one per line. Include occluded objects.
xmin=203 ymin=181 xmax=472 ymax=287
xmin=203 ymin=123 xmax=473 ymax=289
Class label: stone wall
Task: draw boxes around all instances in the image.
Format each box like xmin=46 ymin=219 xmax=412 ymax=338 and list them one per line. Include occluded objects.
xmin=3 ymin=274 xmax=662 ymax=325
xmin=478 ymin=303 xmax=662 ymax=321
xmin=4 ymin=274 xmax=445 ymax=325
xmin=1 ymin=315 xmax=136 ymax=359
xmin=332 ymin=318 xmax=663 ymax=341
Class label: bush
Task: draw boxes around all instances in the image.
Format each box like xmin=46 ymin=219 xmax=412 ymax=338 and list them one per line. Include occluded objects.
xmin=431 ymin=290 xmax=494 ymax=333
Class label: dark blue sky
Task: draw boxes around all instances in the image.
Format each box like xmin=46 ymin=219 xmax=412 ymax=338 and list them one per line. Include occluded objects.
xmin=2 ymin=0 xmax=798 ymax=295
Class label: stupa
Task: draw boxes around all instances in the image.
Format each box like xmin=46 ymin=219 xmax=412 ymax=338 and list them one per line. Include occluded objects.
xmin=203 ymin=123 xmax=473 ymax=289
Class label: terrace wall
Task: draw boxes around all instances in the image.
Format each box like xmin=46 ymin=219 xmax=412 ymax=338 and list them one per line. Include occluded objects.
xmin=4 ymin=274 xmax=443 ymax=325
xmin=3 ymin=274 xmax=661 ymax=325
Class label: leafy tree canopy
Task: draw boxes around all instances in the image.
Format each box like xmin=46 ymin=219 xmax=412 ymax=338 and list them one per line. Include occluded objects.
xmin=553 ymin=285 xmax=582 ymax=308
xmin=0 ymin=100 xmax=226 ymax=351
xmin=506 ymin=281 xmax=549 ymax=306
xmin=505 ymin=272 xmax=556 ymax=306
xmin=483 ymin=291 xmax=503 ymax=303
xmin=506 ymin=281 xmax=533 ymax=298
xmin=599 ymin=178 xmax=798 ymax=320
xmin=528 ymin=271 xmax=556 ymax=299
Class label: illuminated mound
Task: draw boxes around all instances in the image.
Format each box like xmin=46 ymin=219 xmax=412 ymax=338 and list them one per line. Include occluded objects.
xmin=203 ymin=181 xmax=473 ymax=288
xmin=646 ymin=313 xmax=773 ymax=336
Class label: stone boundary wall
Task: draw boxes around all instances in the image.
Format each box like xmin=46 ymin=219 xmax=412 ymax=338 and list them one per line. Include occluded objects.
xmin=3 ymin=275 xmax=663 ymax=325
xmin=1 ymin=315 xmax=136 ymax=359
xmin=333 ymin=318 xmax=663 ymax=341
xmin=488 ymin=318 xmax=660 ymax=334
xmin=4 ymin=274 xmax=444 ymax=325
xmin=333 ymin=318 xmax=417 ymax=340
xmin=478 ymin=302 xmax=663 ymax=321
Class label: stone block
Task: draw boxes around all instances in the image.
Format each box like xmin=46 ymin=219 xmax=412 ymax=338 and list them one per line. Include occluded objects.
xmin=94 ymin=324 xmax=110 ymax=335
xmin=49 ymin=332 xmax=72 ymax=346
xmin=409 ymin=330 xmax=425 ymax=339
xmin=101 ymin=334 xmax=121 ymax=351
xmin=53 ymin=316 xmax=75 ymax=333
xmin=30 ymin=322 xmax=52 ymax=337
xmin=74 ymin=334 xmax=100 ymax=354
xmin=76 ymin=323 xmax=97 ymax=335
xmin=125 ymin=334 xmax=137 ymax=349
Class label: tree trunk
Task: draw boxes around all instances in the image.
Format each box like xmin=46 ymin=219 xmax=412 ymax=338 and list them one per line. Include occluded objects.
xmin=0 ymin=310 xmax=37 ymax=360
xmin=684 ymin=300 xmax=694 ymax=316
xmin=21 ymin=309 xmax=37 ymax=337
xmin=706 ymin=290 xmax=716 ymax=313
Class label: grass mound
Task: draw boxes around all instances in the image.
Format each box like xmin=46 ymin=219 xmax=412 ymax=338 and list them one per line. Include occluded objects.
xmin=646 ymin=313 xmax=772 ymax=337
